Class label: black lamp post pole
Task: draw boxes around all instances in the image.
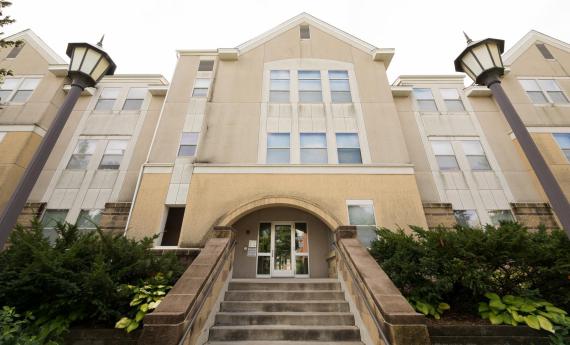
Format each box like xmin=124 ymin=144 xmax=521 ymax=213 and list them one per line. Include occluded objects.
xmin=483 ymin=73 xmax=570 ymax=237
xmin=0 ymin=77 xmax=89 ymax=248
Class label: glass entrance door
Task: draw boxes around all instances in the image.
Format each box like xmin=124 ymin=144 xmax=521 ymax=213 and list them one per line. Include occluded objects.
xmin=271 ymin=223 xmax=294 ymax=277
xmin=256 ymin=222 xmax=309 ymax=278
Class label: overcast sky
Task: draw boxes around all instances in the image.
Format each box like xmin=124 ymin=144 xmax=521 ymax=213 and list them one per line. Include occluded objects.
xmin=6 ymin=0 xmax=570 ymax=83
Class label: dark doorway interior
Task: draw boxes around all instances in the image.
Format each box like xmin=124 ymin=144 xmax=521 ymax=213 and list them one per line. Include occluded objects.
xmin=161 ymin=207 xmax=185 ymax=246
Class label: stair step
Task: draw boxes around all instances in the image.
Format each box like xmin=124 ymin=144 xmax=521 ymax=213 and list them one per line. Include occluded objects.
xmin=206 ymin=342 xmax=364 ymax=345
xmin=224 ymin=290 xmax=344 ymax=301
xmin=220 ymin=301 xmax=350 ymax=313
xmin=215 ymin=312 xmax=355 ymax=326
xmin=229 ymin=281 xmax=341 ymax=291
xmin=209 ymin=325 xmax=361 ymax=342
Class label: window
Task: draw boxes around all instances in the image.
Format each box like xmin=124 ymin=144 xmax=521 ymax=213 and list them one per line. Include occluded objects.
xmin=554 ymin=133 xmax=570 ymax=161
xmin=300 ymin=133 xmax=327 ymax=163
xmin=99 ymin=140 xmax=128 ymax=169
xmin=329 ymin=70 xmax=352 ymax=103
xmin=298 ymin=70 xmax=322 ymax=103
xmin=192 ymin=79 xmax=211 ymax=97
xmin=94 ymin=87 xmax=120 ymax=111
xmin=336 ymin=133 xmax=362 ymax=164
xmin=536 ymin=43 xmax=554 ymax=59
xmin=67 ymin=140 xmax=97 ymax=169
xmin=6 ymin=43 xmax=24 ymax=58
xmin=431 ymin=141 xmax=459 ymax=170
xmin=488 ymin=210 xmax=515 ymax=226
xmin=76 ymin=209 xmax=102 ymax=230
xmin=161 ymin=207 xmax=185 ymax=246
xmin=267 ymin=133 xmax=290 ymax=163
xmin=198 ymin=60 xmax=214 ymax=72
xmin=454 ymin=210 xmax=480 ymax=227
xmin=413 ymin=88 xmax=438 ymax=112
xmin=41 ymin=209 xmax=68 ymax=241
xmin=300 ymin=25 xmax=310 ymax=39
xmin=269 ymin=70 xmax=290 ymax=103
xmin=122 ymin=88 xmax=146 ymax=110
xmin=0 ymin=77 xmax=40 ymax=103
xmin=178 ymin=132 xmax=199 ymax=157
xmin=520 ymin=79 xmax=569 ymax=104
xmin=347 ymin=201 xmax=377 ymax=247
xmin=295 ymin=222 xmax=309 ymax=275
xmin=441 ymin=89 xmax=465 ymax=112
xmin=461 ymin=141 xmax=491 ymax=170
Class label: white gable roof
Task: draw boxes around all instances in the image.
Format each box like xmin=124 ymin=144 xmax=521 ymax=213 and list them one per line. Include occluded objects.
xmin=4 ymin=29 xmax=67 ymax=65
xmin=503 ymin=30 xmax=570 ymax=65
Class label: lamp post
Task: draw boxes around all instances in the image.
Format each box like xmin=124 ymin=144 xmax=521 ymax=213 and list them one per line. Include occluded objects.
xmin=455 ymin=33 xmax=570 ymax=238
xmin=0 ymin=38 xmax=116 ymax=247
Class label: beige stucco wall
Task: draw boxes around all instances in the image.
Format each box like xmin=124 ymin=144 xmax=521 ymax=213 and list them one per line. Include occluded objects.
xmin=127 ymin=172 xmax=171 ymax=239
xmin=232 ymin=207 xmax=330 ymax=278
xmin=173 ymin=173 xmax=427 ymax=247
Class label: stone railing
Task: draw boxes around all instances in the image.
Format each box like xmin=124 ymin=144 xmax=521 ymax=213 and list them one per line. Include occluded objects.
xmin=139 ymin=227 xmax=236 ymax=345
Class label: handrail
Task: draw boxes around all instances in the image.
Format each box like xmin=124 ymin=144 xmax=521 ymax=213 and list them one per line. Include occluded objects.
xmin=336 ymin=241 xmax=392 ymax=345
xmin=177 ymin=238 xmax=236 ymax=345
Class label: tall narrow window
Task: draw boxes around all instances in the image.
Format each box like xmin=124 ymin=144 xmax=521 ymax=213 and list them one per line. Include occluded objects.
xmin=329 ymin=70 xmax=352 ymax=103
xmin=192 ymin=79 xmax=211 ymax=97
xmin=198 ymin=60 xmax=214 ymax=71
xmin=6 ymin=43 xmax=24 ymax=58
xmin=413 ymin=88 xmax=438 ymax=111
xmin=300 ymin=133 xmax=327 ymax=163
xmin=536 ymin=43 xmax=554 ymax=59
xmin=554 ymin=133 xmax=570 ymax=161
xmin=257 ymin=223 xmax=271 ymax=275
xmin=267 ymin=133 xmax=290 ymax=163
xmin=294 ymin=222 xmax=309 ymax=275
xmin=520 ymin=79 xmax=569 ymax=104
xmin=160 ymin=208 xmax=185 ymax=246
xmin=431 ymin=141 xmax=459 ymax=170
xmin=347 ymin=200 xmax=377 ymax=247
xmin=441 ymin=89 xmax=465 ymax=112
xmin=488 ymin=210 xmax=515 ymax=226
xmin=300 ymin=25 xmax=310 ymax=39
xmin=76 ymin=209 xmax=103 ymax=230
xmin=336 ymin=133 xmax=362 ymax=164
xmin=461 ymin=141 xmax=491 ymax=170
xmin=0 ymin=77 xmax=41 ymax=103
xmin=298 ymin=70 xmax=322 ymax=103
xmin=67 ymin=140 xmax=97 ymax=170
xmin=41 ymin=209 xmax=68 ymax=241
xmin=178 ymin=132 xmax=199 ymax=157
xmin=122 ymin=87 xmax=146 ymax=110
xmin=454 ymin=210 xmax=480 ymax=227
xmin=269 ymin=70 xmax=290 ymax=103
xmin=99 ymin=140 xmax=128 ymax=169
xmin=95 ymin=87 xmax=120 ymax=111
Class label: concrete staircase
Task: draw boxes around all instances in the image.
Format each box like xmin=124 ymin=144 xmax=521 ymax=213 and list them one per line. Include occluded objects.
xmin=205 ymin=278 xmax=364 ymax=345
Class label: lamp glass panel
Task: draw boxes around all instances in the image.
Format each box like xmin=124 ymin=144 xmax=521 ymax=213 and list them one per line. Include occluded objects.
xmin=460 ymin=62 xmax=477 ymax=81
xmin=80 ymin=48 xmax=103 ymax=75
xmin=70 ymin=47 xmax=86 ymax=71
xmin=460 ymin=53 xmax=483 ymax=79
xmin=90 ymin=58 xmax=110 ymax=82
xmin=471 ymin=43 xmax=495 ymax=70
xmin=487 ymin=42 xmax=503 ymax=68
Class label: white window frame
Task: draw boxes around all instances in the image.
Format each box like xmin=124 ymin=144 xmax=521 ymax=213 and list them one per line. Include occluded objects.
xmin=329 ymin=70 xmax=352 ymax=103
xmin=460 ymin=140 xmax=492 ymax=171
xmin=346 ymin=200 xmax=377 ymax=247
xmin=94 ymin=87 xmax=120 ymax=111
xmin=98 ymin=140 xmax=128 ymax=170
xmin=519 ymin=78 xmax=569 ymax=105
xmin=553 ymin=133 xmax=570 ymax=162
xmin=413 ymin=88 xmax=438 ymax=112
xmin=300 ymin=132 xmax=327 ymax=164
xmin=178 ymin=132 xmax=199 ymax=157
xmin=0 ymin=76 xmax=42 ymax=104
xmin=269 ymin=70 xmax=290 ymax=103
xmin=266 ymin=132 xmax=291 ymax=164
xmin=192 ymin=78 xmax=211 ymax=98
xmin=440 ymin=88 xmax=466 ymax=112
xmin=298 ymin=70 xmax=322 ymax=103
xmin=430 ymin=140 xmax=460 ymax=171
xmin=122 ymin=87 xmax=147 ymax=111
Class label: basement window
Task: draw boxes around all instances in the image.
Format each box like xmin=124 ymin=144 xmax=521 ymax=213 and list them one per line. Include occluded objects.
xmin=300 ymin=25 xmax=310 ymax=39
xmin=536 ymin=43 xmax=554 ymax=60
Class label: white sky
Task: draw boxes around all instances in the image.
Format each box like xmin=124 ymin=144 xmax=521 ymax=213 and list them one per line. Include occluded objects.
xmin=6 ymin=0 xmax=570 ymax=83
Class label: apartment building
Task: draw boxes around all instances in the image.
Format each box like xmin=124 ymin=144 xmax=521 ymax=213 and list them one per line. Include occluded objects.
xmin=1 ymin=14 xmax=568 ymax=280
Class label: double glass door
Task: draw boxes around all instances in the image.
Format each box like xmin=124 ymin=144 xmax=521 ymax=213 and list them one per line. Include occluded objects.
xmin=257 ymin=222 xmax=309 ymax=277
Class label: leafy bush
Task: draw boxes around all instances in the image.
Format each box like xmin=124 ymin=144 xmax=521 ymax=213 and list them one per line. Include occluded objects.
xmin=369 ymin=222 xmax=570 ymax=315
xmin=408 ymin=298 xmax=450 ymax=319
xmin=0 ymin=221 xmax=184 ymax=340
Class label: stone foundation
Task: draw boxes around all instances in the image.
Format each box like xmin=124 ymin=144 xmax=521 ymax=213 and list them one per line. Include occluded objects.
xmin=16 ymin=202 xmax=45 ymax=228
xmin=423 ymin=203 xmax=455 ymax=229
xmin=510 ymin=202 xmax=559 ymax=230
xmin=100 ymin=202 xmax=131 ymax=234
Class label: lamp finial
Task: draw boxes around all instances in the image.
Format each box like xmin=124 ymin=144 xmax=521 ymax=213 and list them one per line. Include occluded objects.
xmin=463 ymin=31 xmax=473 ymax=44
xmin=97 ymin=35 xmax=105 ymax=48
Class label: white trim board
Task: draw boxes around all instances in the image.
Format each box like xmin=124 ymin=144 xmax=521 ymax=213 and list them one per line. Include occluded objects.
xmin=0 ymin=124 xmax=46 ymax=136
xmin=193 ymin=164 xmax=414 ymax=175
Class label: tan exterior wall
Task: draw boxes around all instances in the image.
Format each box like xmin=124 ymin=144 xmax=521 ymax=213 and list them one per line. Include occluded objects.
xmin=175 ymin=173 xmax=427 ymax=247
xmin=127 ymin=172 xmax=171 ymax=239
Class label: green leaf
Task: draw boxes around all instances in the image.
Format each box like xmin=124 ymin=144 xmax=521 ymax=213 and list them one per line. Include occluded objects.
xmin=480 ymin=311 xmax=491 ymax=320
xmin=115 ymin=317 xmax=131 ymax=329
xmin=438 ymin=303 xmax=450 ymax=311
xmin=546 ymin=306 xmax=568 ymax=315
xmin=126 ymin=320 xmax=140 ymax=333
xmin=140 ymin=303 xmax=149 ymax=313
xmin=501 ymin=312 xmax=513 ymax=326
xmin=511 ymin=310 xmax=524 ymax=323
xmin=489 ymin=299 xmax=507 ymax=311
xmin=503 ymin=295 xmax=517 ymax=305
xmin=489 ymin=313 xmax=503 ymax=325
xmin=135 ymin=310 xmax=145 ymax=322
xmin=479 ymin=302 xmax=490 ymax=313
xmin=537 ymin=315 xmax=554 ymax=333
xmin=520 ymin=304 xmax=537 ymax=313
xmin=415 ymin=301 xmax=430 ymax=316
xmin=524 ymin=315 xmax=540 ymax=330
xmin=485 ymin=293 xmax=501 ymax=301
xmin=148 ymin=301 xmax=161 ymax=310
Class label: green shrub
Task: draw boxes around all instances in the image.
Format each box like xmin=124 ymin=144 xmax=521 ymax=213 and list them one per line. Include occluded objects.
xmin=369 ymin=222 xmax=570 ymax=315
xmin=0 ymin=220 xmax=184 ymax=339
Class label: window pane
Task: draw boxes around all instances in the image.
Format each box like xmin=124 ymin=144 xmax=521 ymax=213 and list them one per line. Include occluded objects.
xmin=192 ymin=88 xmax=208 ymax=97
xmin=301 ymin=148 xmax=328 ymax=163
xmin=295 ymin=256 xmax=309 ymax=275
xmin=0 ymin=90 xmax=12 ymax=101
xmin=554 ymin=133 xmax=570 ymax=149
xmin=267 ymin=148 xmax=289 ymax=163
xmin=269 ymin=91 xmax=289 ymax=103
xmin=41 ymin=210 xmax=68 ymax=229
xmin=20 ymin=78 xmax=40 ymax=90
xmin=332 ymin=91 xmax=352 ymax=103
xmin=520 ymin=79 xmax=540 ymax=91
xmin=527 ymin=91 xmax=548 ymax=104
xmin=66 ymin=154 xmax=91 ymax=169
xmin=461 ymin=141 xmax=484 ymax=155
xmin=127 ymin=87 xmax=147 ymax=98
xmin=436 ymin=156 xmax=459 ymax=170
xmin=299 ymin=79 xmax=322 ymax=91
xmin=413 ymin=88 xmax=434 ymax=100
xmin=299 ymin=91 xmax=322 ymax=103
xmin=198 ymin=60 xmax=214 ymax=71
xmin=563 ymin=150 xmax=570 ymax=161
xmin=548 ymin=91 xmax=569 ymax=104
xmin=267 ymin=133 xmax=290 ymax=148
xmin=299 ymin=70 xmax=320 ymax=79
xmin=467 ymin=155 xmax=491 ymax=170
xmin=356 ymin=225 xmax=378 ymax=248
xmin=270 ymin=79 xmax=289 ymax=91
xmin=445 ymin=100 xmax=465 ymax=112
xmin=300 ymin=133 xmax=326 ymax=148
xmin=271 ymin=70 xmax=289 ymax=79
xmin=418 ymin=100 xmax=438 ymax=111
xmin=99 ymin=154 xmax=122 ymax=169
xmin=431 ymin=141 xmax=454 ymax=155
xmin=106 ymin=140 xmax=128 ymax=154
xmin=336 ymin=133 xmax=359 ymax=148
xmin=195 ymin=79 xmax=211 ymax=88
xmin=454 ymin=210 xmax=480 ymax=227
xmin=338 ymin=148 xmax=362 ymax=163
xmin=181 ymin=132 xmax=199 ymax=145
xmin=300 ymin=25 xmax=310 ymax=39
xmin=258 ymin=223 xmax=271 ymax=253
xmin=76 ymin=209 xmax=102 ymax=229
xmin=75 ymin=140 xmax=97 ymax=154
xmin=178 ymin=145 xmax=196 ymax=156
xmin=489 ymin=210 xmax=515 ymax=226
xmin=330 ymin=79 xmax=350 ymax=91
xmin=1 ymin=78 xmax=20 ymax=89
xmin=257 ymin=256 xmax=270 ymax=275
xmin=329 ymin=70 xmax=348 ymax=79
xmin=348 ymin=204 xmax=376 ymax=225
xmin=122 ymin=99 xmax=143 ymax=110
xmin=295 ymin=223 xmax=308 ymax=253
xmin=100 ymin=87 xmax=120 ymax=98
xmin=11 ymin=90 xmax=32 ymax=102
xmin=536 ymin=44 xmax=554 ymax=59
xmin=537 ymin=79 xmax=560 ymax=91
xmin=95 ymin=99 xmax=115 ymax=110
xmin=440 ymin=88 xmax=459 ymax=99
